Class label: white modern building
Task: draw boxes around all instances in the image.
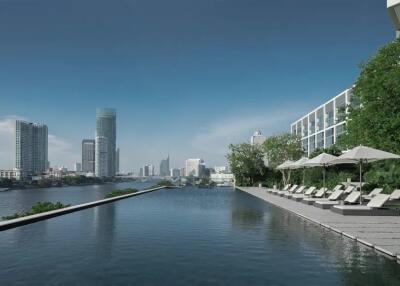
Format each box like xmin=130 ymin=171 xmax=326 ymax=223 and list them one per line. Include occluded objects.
xmin=210 ymin=173 xmax=234 ymax=185
xmin=388 ymin=0 xmax=400 ymax=38
xmin=214 ymin=166 xmax=229 ymax=174
xmin=0 ymin=169 xmax=22 ymax=180
xmin=95 ymin=136 xmax=108 ymax=177
xmin=250 ymin=130 xmax=266 ymax=146
xmin=185 ymin=159 xmax=205 ymax=177
xmin=290 ymin=88 xmax=357 ymax=156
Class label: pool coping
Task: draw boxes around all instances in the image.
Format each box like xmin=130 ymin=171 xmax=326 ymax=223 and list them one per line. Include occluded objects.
xmin=236 ymin=186 xmax=400 ymax=264
xmin=0 ymin=186 xmax=169 ymax=231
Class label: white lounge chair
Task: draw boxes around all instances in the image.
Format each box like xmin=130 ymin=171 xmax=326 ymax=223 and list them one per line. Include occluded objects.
xmin=389 ymin=189 xmax=400 ymax=201
xmin=284 ymin=186 xmax=306 ymax=198
xmin=325 ymin=185 xmax=342 ymax=195
xmin=314 ymin=191 xmax=360 ymax=209
xmin=302 ymin=188 xmax=328 ymax=205
xmin=362 ymin=188 xmax=383 ymax=201
xmin=270 ymin=184 xmax=289 ymax=194
xmin=277 ymin=184 xmax=298 ymax=197
xmin=291 ymin=187 xmax=317 ymax=202
xmin=343 ymin=185 xmax=356 ymax=194
xmin=332 ymin=194 xmax=400 ymax=216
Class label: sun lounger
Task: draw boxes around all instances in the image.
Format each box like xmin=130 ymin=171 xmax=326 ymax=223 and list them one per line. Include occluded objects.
xmin=389 ymin=189 xmax=400 ymax=201
xmin=284 ymin=186 xmax=306 ymax=198
xmin=362 ymin=188 xmax=383 ymax=201
xmin=291 ymin=187 xmax=316 ymax=202
xmin=325 ymin=185 xmax=342 ymax=195
xmin=343 ymin=185 xmax=356 ymax=194
xmin=270 ymin=184 xmax=290 ymax=193
xmin=301 ymin=188 xmax=327 ymax=205
xmin=314 ymin=191 xmax=361 ymax=209
xmin=277 ymin=184 xmax=298 ymax=197
xmin=331 ymin=194 xmax=400 ymax=216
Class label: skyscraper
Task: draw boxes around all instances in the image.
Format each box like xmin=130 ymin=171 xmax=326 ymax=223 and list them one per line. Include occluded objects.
xmin=82 ymin=139 xmax=95 ymax=173
xmin=115 ymin=148 xmax=120 ymax=174
xmin=185 ymin=159 xmax=205 ymax=177
xmin=159 ymin=155 xmax=170 ymax=177
xmin=15 ymin=120 xmax=48 ymax=177
xmin=95 ymin=136 xmax=108 ymax=177
xmin=95 ymin=108 xmax=116 ymax=177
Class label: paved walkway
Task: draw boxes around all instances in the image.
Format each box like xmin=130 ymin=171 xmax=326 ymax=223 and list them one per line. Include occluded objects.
xmin=237 ymin=187 xmax=400 ymax=262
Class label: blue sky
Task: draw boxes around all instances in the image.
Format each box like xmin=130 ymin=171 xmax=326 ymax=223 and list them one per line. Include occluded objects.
xmin=0 ymin=0 xmax=396 ymax=172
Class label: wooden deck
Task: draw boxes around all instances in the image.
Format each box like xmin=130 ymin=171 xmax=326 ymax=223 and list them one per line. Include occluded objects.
xmin=237 ymin=186 xmax=400 ymax=262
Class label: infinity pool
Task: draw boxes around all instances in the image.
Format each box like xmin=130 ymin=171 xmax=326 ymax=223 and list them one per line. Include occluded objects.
xmin=0 ymin=187 xmax=399 ymax=285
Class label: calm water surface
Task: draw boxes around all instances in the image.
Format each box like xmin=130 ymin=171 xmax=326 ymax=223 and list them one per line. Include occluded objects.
xmin=0 ymin=181 xmax=154 ymax=217
xmin=0 ymin=187 xmax=400 ymax=285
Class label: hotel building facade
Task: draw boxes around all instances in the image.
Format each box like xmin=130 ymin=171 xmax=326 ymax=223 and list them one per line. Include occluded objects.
xmin=290 ymin=88 xmax=357 ymax=157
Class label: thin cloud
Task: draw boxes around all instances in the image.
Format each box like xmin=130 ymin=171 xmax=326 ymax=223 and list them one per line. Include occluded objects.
xmin=191 ymin=107 xmax=302 ymax=157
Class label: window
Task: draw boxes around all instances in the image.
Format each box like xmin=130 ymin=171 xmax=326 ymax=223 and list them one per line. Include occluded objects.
xmin=309 ymin=135 xmax=316 ymax=154
xmin=316 ymin=132 xmax=324 ymax=149
xmin=309 ymin=113 xmax=315 ymax=134
xmin=325 ymin=128 xmax=334 ymax=147
xmin=316 ymin=108 xmax=324 ymax=132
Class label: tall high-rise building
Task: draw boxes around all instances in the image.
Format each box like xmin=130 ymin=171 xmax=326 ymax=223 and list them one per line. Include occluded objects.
xmin=15 ymin=120 xmax=48 ymax=177
xmin=115 ymin=148 xmax=120 ymax=174
xmin=170 ymin=168 xmax=180 ymax=178
xmin=82 ymin=139 xmax=95 ymax=173
xmin=185 ymin=159 xmax=205 ymax=177
xmin=95 ymin=108 xmax=116 ymax=177
xmin=159 ymin=155 xmax=170 ymax=177
xmin=74 ymin=162 xmax=82 ymax=172
xmin=143 ymin=165 xmax=155 ymax=177
xmin=95 ymin=136 xmax=108 ymax=177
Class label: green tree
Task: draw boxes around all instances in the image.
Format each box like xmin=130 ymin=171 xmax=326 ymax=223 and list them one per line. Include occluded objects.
xmin=227 ymin=143 xmax=267 ymax=186
xmin=339 ymin=39 xmax=400 ymax=153
xmin=263 ymin=133 xmax=303 ymax=168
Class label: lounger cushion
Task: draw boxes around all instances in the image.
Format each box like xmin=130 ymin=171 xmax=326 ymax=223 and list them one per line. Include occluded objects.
xmin=344 ymin=191 xmax=360 ymax=204
xmin=367 ymin=194 xmax=390 ymax=208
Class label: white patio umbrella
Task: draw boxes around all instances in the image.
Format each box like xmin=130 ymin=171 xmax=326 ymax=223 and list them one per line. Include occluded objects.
xmin=288 ymin=157 xmax=309 ymax=185
xmin=302 ymin=153 xmax=338 ymax=192
xmin=276 ymin=160 xmax=294 ymax=186
xmin=330 ymin=145 xmax=400 ymax=204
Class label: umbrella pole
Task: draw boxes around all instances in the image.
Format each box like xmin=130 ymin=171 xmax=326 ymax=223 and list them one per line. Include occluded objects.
xmin=302 ymin=168 xmax=305 ymax=186
xmin=359 ymin=160 xmax=363 ymax=205
xmin=323 ymin=167 xmax=326 ymax=197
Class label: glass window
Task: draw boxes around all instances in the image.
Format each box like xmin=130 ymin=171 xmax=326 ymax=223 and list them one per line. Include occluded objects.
xmin=316 ymin=108 xmax=324 ymax=132
xmin=325 ymin=102 xmax=334 ymax=127
xmin=309 ymin=135 xmax=316 ymax=154
xmin=335 ymin=124 xmax=346 ymax=142
xmin=309 ymin=113 xmax=315 ymax=135
xmin=325 ymin=128 xmax=334 ymax=147
xmin=302 ymin=118 xmax=308 ymax=137
xmin=316 ymin=132 xmax=324 ymax=149
xmin=297 ymin=122 xmax=302 ymax=137
xmin=302 ymin=138 xmax=308 ymax=155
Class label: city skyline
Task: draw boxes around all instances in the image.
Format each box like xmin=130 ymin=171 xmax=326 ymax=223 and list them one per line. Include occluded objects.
xmin=0 ymin=0 xmax=396 ymax=171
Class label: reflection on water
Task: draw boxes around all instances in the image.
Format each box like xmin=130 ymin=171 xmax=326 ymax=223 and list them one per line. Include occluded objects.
xmin=93 ymin=204 xmax=116 ymax=259
xmin=0 ymin=181 xmax=154 ymax=217
xmin=0 ymin=187 xmax=399 ymax=286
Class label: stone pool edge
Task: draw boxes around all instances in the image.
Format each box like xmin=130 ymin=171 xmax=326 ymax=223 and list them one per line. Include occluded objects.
xmin=0 ymin=186 xmax=171 ymax=231
xmin=236 ymin=186 xmax=400 ymax=264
